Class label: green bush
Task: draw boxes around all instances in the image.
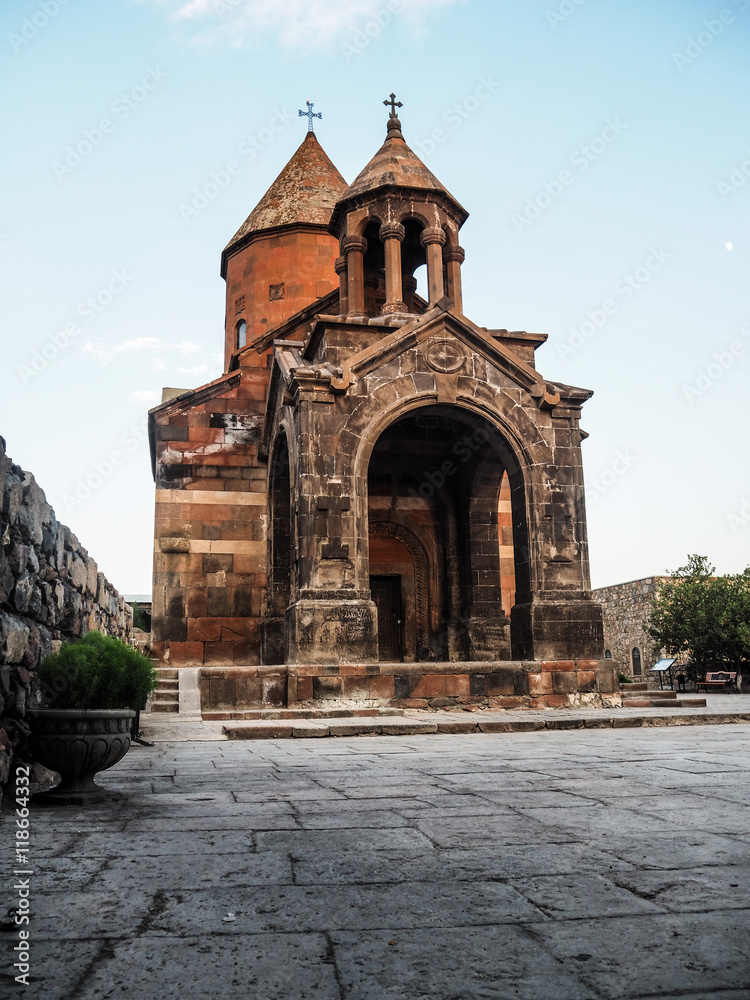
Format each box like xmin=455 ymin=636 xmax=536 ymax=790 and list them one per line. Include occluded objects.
xmin=618 ymin=671 xmax=632 ymax=684
xmin=131 ymin=602 xmax=151 ymax=632
xmin=38 ymin=631 xmax=157 ymax=710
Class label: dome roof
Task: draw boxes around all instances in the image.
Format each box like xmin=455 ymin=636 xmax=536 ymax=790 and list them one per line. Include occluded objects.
xmin=224 ymin=132 xmax=347 ymax=255
xmin=330 ymin=116 xmax=468 ymax=233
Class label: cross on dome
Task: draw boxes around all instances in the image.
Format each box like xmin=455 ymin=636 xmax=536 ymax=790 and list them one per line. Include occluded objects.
xmin=298 ymin=100 xmax=322 ymax=132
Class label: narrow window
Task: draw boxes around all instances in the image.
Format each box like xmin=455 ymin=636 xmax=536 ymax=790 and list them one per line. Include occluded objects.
xmin=236 ymin=319 xmax=247 ymax=350
xmin=632 ymin=647 xmax=642 ymax=676
xmin=604 ymin=649 xmax=612 ymax=659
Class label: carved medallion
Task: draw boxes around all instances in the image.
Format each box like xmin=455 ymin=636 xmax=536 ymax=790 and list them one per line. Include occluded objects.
xmin=426 ymin=338 xmax=466 ymax=374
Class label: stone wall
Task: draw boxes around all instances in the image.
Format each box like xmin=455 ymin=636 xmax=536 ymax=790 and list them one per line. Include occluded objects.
xmin=0 ymin=436 xmax=132 ymax=789
xmin=592 ymin=577 xmax=666 ymax=682
xmin=199 ymin=659 xmax=621 ymax=719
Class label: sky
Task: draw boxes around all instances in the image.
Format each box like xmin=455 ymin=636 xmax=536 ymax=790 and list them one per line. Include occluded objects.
xmin=1 ymin=0 xmax=749 ymax=595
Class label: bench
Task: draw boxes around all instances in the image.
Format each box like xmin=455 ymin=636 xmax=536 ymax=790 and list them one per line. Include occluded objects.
xmin=695 ymin=671 xmax=737 ymax=692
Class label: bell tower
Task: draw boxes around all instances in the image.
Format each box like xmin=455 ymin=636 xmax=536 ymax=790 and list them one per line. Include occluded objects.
xmin=328 ymin=94 xmax=468 ymax=321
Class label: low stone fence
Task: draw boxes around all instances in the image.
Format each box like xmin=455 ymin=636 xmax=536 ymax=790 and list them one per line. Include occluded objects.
xmin=0 ymin=436 xmax=131 ymax=790
xmin=199 ymin=660 xmax=621 ymax=718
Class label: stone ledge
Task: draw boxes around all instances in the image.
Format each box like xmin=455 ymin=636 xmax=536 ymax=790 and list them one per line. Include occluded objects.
xmin=222 ymin=710 xmax=750 ymax=740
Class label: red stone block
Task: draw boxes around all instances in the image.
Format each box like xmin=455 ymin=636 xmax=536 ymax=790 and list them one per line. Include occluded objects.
xmin=296 ymin=677 xmax=313 ymax=703
xmin=410 ymin=674 xmax=446 ymax=699
xmin=187 ymin=618 xmax=223 ymax=642
xmin=444 ymin=674 xmax=471 ymax=698
xmin=185 ymin=590 xmax=208 ymax=618
xmin=391 ymin=698 xmax=429 ymax=709
xmin=368 ymin=675 xmax=395 ymax=700
xmin=542 ymin=659 xmax=576 ymax=672
xmin=528 ymin=672 xmax=553 ymax=696
xmin=488 ymin=696 xmax=528 ymax=709
xmin=341 ymin=676 xmax=370 ymax=700
xmin=576 ymin=670 xmax=597 ymax=693
xmin=204 ymin=641 xmax=235 ymax=665
xmin=541 ymin=695 xmax=570 ymax=708
xmin=168 ymin=641 xmax=204 ymax=665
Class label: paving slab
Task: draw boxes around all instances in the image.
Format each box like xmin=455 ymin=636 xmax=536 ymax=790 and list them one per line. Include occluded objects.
xmin=5 ymin=725 xmax=750 ymax=999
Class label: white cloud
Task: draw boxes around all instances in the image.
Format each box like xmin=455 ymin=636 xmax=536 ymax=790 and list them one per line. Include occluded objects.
xmin=136 ymin=0 xmax=466 ymax=50
xmin=83 ymin=336 xmax=207 ymax=367
xmin=83 ymin=336 xmax=161 ymax=364
xmin=178 ymin=364 xmax=210 ymax=375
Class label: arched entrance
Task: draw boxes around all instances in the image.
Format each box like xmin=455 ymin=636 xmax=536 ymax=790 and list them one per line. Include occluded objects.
xmin=261 ymin=432 xmax=292 ymax=664
xmin=366 ymin=404 xmax=530 ymax=662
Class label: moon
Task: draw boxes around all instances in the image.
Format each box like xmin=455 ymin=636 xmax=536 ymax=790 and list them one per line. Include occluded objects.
xmin=725 ymin=242 xmax=734 ymax=251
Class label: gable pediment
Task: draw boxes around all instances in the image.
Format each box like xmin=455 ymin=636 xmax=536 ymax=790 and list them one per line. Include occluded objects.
xmin=326 ymin=301 xmax=561 ymax=405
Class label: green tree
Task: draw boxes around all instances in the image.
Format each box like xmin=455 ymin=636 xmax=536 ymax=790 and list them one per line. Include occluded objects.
xmin=648 ymin=555 xmax=750 ymax=681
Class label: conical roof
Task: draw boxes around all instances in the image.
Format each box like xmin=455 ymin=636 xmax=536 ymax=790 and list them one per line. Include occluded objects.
xmin=224 ymin=132 xmax=347 ymax=254
xmin=330 ymin=116 xmax=468 ymax=232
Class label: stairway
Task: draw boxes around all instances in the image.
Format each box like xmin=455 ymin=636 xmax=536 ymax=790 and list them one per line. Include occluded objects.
xmin=620 ymin=681 xmax=706 ymax=709
xmin=150 ymin=665 xmax=179 ymax=713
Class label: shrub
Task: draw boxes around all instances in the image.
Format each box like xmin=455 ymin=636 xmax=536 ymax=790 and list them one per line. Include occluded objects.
xmin=131 ymin=602 xmax=151 ymax=632
xmin=38 ymin=631 xmax=157 ymax=711
xmin=618 ymin=672 xmax=632 ymax=684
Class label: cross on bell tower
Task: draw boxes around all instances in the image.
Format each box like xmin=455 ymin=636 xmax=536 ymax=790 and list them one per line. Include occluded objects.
xmin=383 ymin=93 xmax=403 ymax=118
xmin=298 ymin=99 xmax=322 ymax=132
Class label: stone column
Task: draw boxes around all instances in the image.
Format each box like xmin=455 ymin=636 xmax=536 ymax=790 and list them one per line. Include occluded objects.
xmin=334 ymin=255 xmax=348 ymax=315
xmin=343 ymin=236 xmax=367 ymax=318
xmin=380 ymin=222 xmax=407 ymax=314
xmin=444 ymin=245 xmax=465 ymax=315
xmin=421 ymin=227 xmax=447 ymax=306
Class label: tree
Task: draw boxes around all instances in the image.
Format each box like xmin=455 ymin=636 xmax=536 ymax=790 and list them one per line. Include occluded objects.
xmin=647 ymin=555 xmax=750 ymax=681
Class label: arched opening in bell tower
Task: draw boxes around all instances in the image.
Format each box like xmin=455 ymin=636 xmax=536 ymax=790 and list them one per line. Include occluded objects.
xmin=366 ymin=404 xmax=530 ymax=662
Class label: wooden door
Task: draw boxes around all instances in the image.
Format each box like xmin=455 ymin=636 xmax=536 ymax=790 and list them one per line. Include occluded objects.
xmin=370 ymin=575 xmax=403 ymax=662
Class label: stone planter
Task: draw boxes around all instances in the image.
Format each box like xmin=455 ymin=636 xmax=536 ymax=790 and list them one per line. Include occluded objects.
xmin=28 ymin=709 xmax=135 ymax=804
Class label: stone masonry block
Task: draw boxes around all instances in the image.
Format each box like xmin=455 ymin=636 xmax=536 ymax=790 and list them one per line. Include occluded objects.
xmin=552 ymin=670 xmax=578 ymax=694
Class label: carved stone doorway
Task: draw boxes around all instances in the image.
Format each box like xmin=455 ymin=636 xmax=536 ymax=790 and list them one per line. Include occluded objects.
xmin=370 ymin=575 xmax=403 ymax=661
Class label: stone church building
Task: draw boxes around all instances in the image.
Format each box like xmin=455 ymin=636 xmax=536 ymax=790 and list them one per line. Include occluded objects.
xmin=149 ymin=102 xmax=616 ymax=714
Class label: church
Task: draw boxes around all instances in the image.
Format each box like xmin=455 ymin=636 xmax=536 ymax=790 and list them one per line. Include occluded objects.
xmin=148 ymin=98 xmax=615 ymax=715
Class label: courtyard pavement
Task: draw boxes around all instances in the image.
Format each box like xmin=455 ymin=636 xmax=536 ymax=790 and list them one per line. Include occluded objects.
xmin=4 ymin=724 xmax=750 ymax=999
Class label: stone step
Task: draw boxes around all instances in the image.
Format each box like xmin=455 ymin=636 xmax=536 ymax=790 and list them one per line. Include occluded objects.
xmin=155 ymin=682 xmax=179 ymax=694
xmin=155 ymin=667 xmax=179 ymax=680
xmin=223 ymin=709 xmax=750 ymax=740
xmin=623 ymin=688 xmax=677 ymax=699
xmin=625 ymin=682 xmax=649 ymax=691
xmin=151 ymin=700 xmax=179 ymax=713
xmin=619 ymin=695 xmax=708 ymax=709
xmin=204 ymin=707 xmax=405 ymax=722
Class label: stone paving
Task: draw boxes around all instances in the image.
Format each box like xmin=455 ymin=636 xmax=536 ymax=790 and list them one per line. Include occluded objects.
xmin=4 ymin=724 xmax=750 ymax=999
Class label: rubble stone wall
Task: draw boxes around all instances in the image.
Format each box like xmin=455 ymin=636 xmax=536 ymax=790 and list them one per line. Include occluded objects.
xmin=592 ymin=577 xmax=666 ymax=682
xmin=0 ymin=436 xmax=132 ymax=788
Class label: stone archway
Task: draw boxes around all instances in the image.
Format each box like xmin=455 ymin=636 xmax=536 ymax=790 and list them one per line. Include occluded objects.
xmin=365 ymin=403 xmax=527 ymax=662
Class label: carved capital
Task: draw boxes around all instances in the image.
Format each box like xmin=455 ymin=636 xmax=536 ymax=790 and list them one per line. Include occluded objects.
xmin=420 ymin=227 xmax=447 ymax=248
xmin=443 ymin=245 xmax=465 ymax=264
xmin=342 ymin=236 xmax=367 ymax=256
xmin=379 ymin=222 xmax=405 ymax=243
xmin=334 ymin=255 xmax=347 ymax=275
